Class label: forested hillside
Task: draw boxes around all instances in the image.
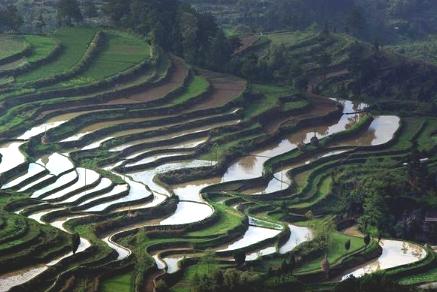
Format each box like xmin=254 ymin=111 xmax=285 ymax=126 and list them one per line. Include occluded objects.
xmin=185 ymin=0 xmax=437 ymax=42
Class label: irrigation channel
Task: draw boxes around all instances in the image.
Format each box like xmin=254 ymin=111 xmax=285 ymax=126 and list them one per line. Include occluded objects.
xmin=0 ymin=82 xmax=426 ymax=291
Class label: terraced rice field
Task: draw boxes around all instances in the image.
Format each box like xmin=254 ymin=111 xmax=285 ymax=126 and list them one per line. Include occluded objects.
xmin=0 ymin=28 xmax=435 ymax=292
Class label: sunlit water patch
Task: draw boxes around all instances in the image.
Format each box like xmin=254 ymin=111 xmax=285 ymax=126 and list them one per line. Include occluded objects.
xmin=218 ymin=226 xmax=281 ymax=252
xmin=36 ymin=153 xmax=74 ymax=176
xmin=85 ymin=176 xmax=151 ymax=212
xmin=31 ymin=170 xmax=78 ymax=198
xmin=1 ymin=163 xmax=46 ymax=189
xmin=43 ymin=168 xmax=100 ymax=200
xmin=340 ymin=239 xmax=426 ymax=280
xmin=159 ymin=201 xmax=213 ymax=225
xmin=59 ymin=178 xmax=113 ymax=204
xmin=0 ymin=142 xmax=26 ymax=174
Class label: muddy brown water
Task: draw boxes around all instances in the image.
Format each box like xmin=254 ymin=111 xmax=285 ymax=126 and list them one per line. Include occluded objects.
xmin=336 ymin=115 xmax=400 ymax=147
xmin=264 ymin=95 xmax=338 ymax=134
xmin=221 ymin=114 xmax=345 ymax=183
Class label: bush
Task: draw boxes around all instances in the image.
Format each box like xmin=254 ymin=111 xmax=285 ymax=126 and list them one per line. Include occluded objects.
xmin=334 ymin=273 xmax=413 ymax=292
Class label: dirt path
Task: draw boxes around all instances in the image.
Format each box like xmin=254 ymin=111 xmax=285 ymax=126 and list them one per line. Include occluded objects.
xmin=342 ymin=225 xmax=364 ymax=238
xmin=144 ymin=270 xmax=165 ymax=292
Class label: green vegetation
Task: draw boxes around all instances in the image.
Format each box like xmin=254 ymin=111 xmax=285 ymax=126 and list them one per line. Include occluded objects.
xmin=297 ymin=231 xmax=365 ymax=273
xmin=169 ymin=76 xmax=209 ymax=105
xmin=16 ymin=27 xmax=97 ymax=83
xmin=0 ymin=35 xmax=27 ymax=60
xmin=54 ymin=31 xmax=150 ymax=88
xmin=101 ymin=272 xmax=132 ymax=292
xmin=389 ymin=36 xmax=437 ymax=64
xmin=245 ymin=84 xmax=298 ymax=118
xmin=186 ymin=203 xmax=244 ymax=237
xmin=24 ymin=35 xmax=59 ymax=63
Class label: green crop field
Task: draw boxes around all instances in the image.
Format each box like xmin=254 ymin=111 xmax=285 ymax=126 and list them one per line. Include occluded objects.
xmin=0 ymin=35 xmax=28 ymax=60
xmin=52 ymin=31 xmax=151 ymax=89
xmin=16 ymin=27 xmax=97 ymax=83
xmin=24 ymin=35 xmax=59 ymax=63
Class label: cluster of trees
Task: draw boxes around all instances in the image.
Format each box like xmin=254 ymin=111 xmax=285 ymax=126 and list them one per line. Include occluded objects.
xmin=344 ymin=41 xmax=437 ymax=103
xmin=0 ymin=0 xmax=100 ymax=33
xmin=57 ymin=0 xmax=83 ymax=26
xmin=335 ymin=273 xmax=413 ymax=292
xmin=230 ymin=31 xmax=336 ymax=88
xmin=335 ymin=149 xmax=437 ymax=240
xmin=185 ymin=0 xmax=437 ymax=43
xmin=6 ymin=0 xmax=235 ymax=70
xmin=231 ymin=46 xmax=306 ymax=87
xmin=192 ymin=269 xmax=262 ymax=292
xmin=56 ymin=0 xmax=99 ymax=26
xmin=0 ymin=5 xmax=23 ymax=32
xmin=103 ymin=0 xmax=237 ymax=69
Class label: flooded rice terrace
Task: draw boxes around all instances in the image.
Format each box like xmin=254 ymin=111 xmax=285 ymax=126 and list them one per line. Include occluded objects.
xmin=0 ymin=79 xmax=417 ymax=291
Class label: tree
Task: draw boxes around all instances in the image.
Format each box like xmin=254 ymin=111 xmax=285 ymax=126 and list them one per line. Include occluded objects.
xmin=57 ymin=0 xmax=83 ymax=26
xmin=234 ymin=251 xmax=246 ymax=267
xmin=207 ymin=30 xmax=232 ymax=70
xmin=364 ymin=234 xmax=371 ymax=246
xmin=347 ymin=41 xmax=365 ymax=77
xmin=155 ymin=279 xmax=169 ymax=292
xmin=289 ymin=253 xmax=296 ymax=275
xmin=103 ymin=0 xmax=129 ymax=23
xmin=178 ymin=10 xmax=200 ymax=63
xmin=72 ymin=233 xmax=80 ymax=254
xmin=294 ymin=76 xmax=309 ymax=93
xmin=305 ymin=210 xmax=314 ymax=220
xmin=280 ymin=259 xmax=289 ymax=273
xmin=213 ymin=270 xmax=224 ymax=287
xmin=317 ymin=51 xmax=332 ymax=78
xmin=102 ymin=0 xmax=231 ymax=70
xmin=310 ymin=135 xmax=320 ymax=147
xmin=346 ymin=7 xmax=366 ymax=37
xmin=35 ymin=12 xmax=46 ymax=33
xmin=335 ymin=273 xmax=413 ymax=292
xmin=321 ymin=255 xmax=330 ymax=279
xmin=201 ymin=250 xmax=215 ymax=274
xmin=83 ymin=1 xmax=98 ymax=18
xmin=345 ymin=239 xmax=351 ymax=251
xmin=0 ymin=5 xmax=23 ymax=32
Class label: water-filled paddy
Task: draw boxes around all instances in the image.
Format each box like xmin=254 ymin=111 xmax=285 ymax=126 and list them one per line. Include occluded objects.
xmin=340 ymin=239 xmax=426 ymax=280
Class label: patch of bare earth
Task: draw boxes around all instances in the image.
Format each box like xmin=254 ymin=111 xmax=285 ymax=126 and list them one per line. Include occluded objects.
xmin=194 ymin=69 xmax=246 ymax=110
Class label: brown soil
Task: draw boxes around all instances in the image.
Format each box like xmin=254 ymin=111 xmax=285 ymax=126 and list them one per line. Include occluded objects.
xmin=107 ymin=56 xmax=188 ymax=105
xmin=39 ymin=56 xmax=189 ymax=119
xmin=264 ymin=94 xmax=338 ymax=134
xmin=234 ymin=35 xmax=260 ymax=55
xmin=194 ymin=69 xmax=246 ymax=110
xmin=342 ymin=225 xmax=364 ymax=238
